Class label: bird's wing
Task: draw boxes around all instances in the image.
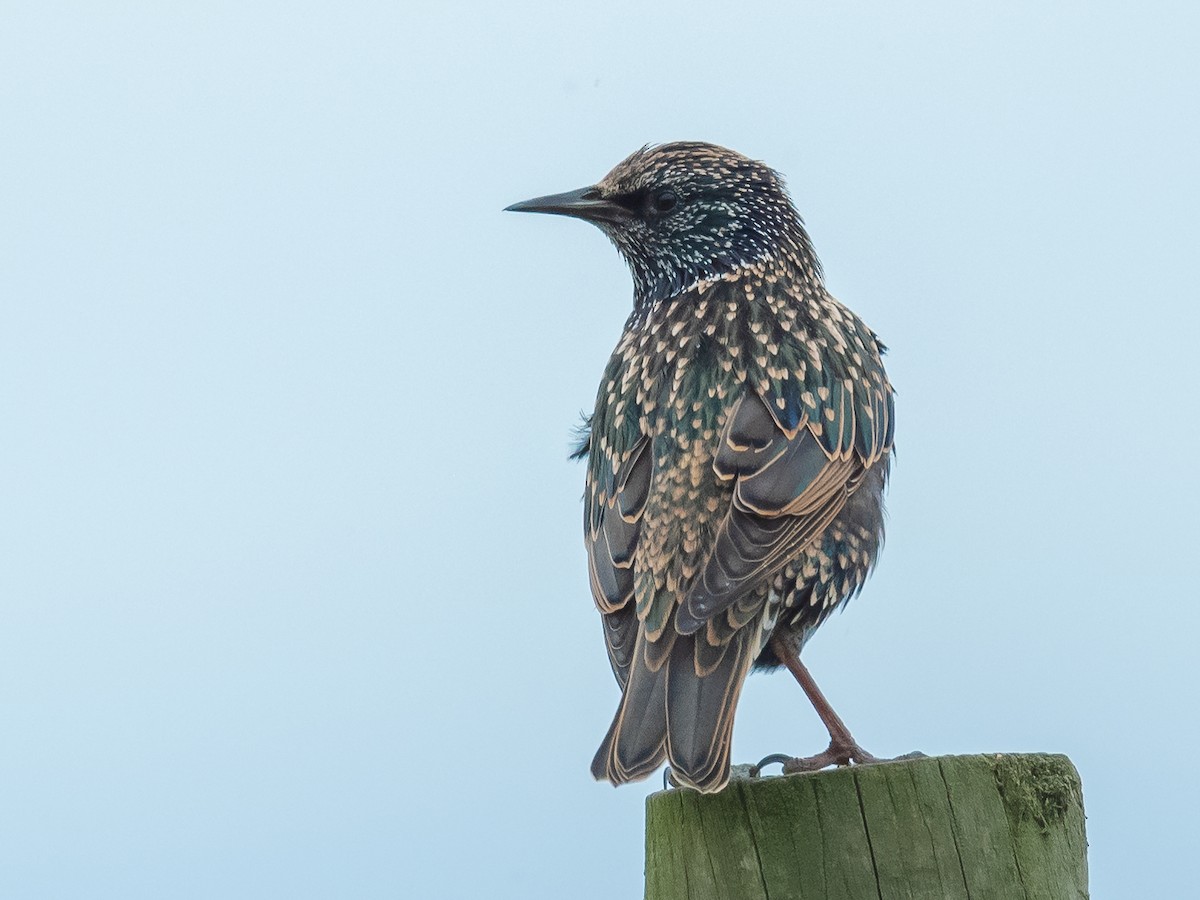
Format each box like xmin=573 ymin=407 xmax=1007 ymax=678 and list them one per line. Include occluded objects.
xmin=585 ymin=436 xmax=652 ymax=685
xmin=674 ymin=382 xmax=886 ymax=636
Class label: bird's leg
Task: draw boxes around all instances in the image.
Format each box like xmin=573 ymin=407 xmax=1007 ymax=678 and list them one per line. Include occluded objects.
xmin=770 ymin=635 xmax=878 ymax=772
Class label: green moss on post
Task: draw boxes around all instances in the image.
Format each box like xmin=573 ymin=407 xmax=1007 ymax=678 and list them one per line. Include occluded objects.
xmin=644 ymin=753 xmax=1088 ymax=900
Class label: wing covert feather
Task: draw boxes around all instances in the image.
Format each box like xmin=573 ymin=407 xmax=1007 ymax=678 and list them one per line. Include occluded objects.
xmin=675 ymin=389 xmax=872 ymax=635
xmin=586 ymin=437 xmax=652 ymax=648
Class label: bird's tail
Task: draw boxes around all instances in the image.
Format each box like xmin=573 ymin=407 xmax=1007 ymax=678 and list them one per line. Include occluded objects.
xmin=591 ymin=623 xmax=758 ymax=793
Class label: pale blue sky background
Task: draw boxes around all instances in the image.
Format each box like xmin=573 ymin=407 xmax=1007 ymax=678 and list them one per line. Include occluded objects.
xmin=1 ymin=2 xmax=1197 ymax=897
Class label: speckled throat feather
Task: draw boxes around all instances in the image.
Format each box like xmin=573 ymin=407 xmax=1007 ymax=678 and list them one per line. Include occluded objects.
xmin=595 ymin=142 xmax=823 ymax=312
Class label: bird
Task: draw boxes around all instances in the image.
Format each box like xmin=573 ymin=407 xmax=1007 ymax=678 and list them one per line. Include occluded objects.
xmin=506 ymin=142 xmax=895 ymax=793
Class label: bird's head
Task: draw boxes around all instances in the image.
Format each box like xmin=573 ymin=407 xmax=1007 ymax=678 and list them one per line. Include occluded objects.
xmin=507 ymin=142 xmax=819 ymax=307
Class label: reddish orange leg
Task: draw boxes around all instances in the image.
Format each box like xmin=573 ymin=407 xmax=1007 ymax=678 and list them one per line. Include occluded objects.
xmin=770 ymin=635 xmax=880 ymax=772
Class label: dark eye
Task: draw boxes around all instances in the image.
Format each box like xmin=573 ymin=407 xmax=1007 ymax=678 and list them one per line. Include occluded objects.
xmin=651 ymin=189 xmax=678 ymax=214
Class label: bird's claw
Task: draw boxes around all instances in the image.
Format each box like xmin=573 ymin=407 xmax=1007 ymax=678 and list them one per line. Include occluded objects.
xmin=750 ymin=753 xmax=793 ymax=777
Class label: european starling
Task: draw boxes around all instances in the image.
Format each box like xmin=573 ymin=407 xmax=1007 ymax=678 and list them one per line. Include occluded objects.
xmin=507 ymin=143 xmax=894 ymax=793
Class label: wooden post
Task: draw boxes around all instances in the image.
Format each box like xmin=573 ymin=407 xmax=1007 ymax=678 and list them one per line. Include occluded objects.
xmin=644 ymin=753 xmax=1088 ymax=900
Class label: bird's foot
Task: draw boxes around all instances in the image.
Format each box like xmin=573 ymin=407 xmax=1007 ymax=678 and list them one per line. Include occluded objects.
xmin=779 ymin=738 xmax=879 ymax=773
xmin=759 ymin=747 xmax=927 ymax=775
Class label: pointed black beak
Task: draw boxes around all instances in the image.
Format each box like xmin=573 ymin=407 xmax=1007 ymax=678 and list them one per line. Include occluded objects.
xmin=505 ymin=186 xmax=632 ymax=226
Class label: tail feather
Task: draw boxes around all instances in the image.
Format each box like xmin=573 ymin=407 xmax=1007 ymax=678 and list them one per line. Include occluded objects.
xmin=665 ymin=626 xmax=756 ymax=791
xmin=591 ymin=630 xmax=668 ymax=783
xmin=592 ymin=621 xmax=759 ymax=792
